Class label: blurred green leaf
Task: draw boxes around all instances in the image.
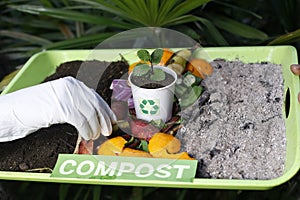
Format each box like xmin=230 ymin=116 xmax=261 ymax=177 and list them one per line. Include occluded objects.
xmin=0 ymin=30 xmax=52 ymax=45
xmin=92 ymin=186 xmax=102 ymax=200
xmin=208 ymin=14 xmax=268 ymax=40
xmin=194 ymin=17 xmax=229 ymax=46
xmin=1 ymin=16 xmax=58 ymax=29
xmin=268 ymin=29 xmax=300 ymax=45
xmin=167 ymin=0 xmax=211 ymax=19
xmin=59 ymin=184 xmax=71 ymax=200
xmin=35 ymin=32 xmax=116 ymax=51
xmin=40 ymin=0 xmax=53 ymax=7
xmin=75 ymin=0 xmax=212 ymax=27
xmin=213 ymin=0 xmax=263 ymax=19
xmin=9 ymin=5 xmax=136 ymax=29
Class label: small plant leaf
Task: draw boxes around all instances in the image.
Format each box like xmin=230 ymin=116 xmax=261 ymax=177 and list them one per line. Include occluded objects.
xmin=139 ymin=140 xmax=149 ymax=152
xmin=132 ymin=63 xmax=150 ymax=76
xmin=151 ymin=48 xmax=163 ymax=64
xmin=137 ymin=49 xmax=151 ymax=62
xmin=150 ymin=68 xmax=166 ymax=81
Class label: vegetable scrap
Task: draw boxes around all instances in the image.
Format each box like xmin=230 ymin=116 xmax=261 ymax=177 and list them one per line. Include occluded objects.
xmin=129 ymin=119 xmax=159 ymax=140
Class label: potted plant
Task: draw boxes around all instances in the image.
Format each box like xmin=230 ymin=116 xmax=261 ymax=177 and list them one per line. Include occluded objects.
xmin=128 ymin=49 xmax=177 ymax=123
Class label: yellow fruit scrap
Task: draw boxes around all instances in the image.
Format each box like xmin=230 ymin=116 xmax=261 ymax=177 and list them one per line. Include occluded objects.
xmin=186 ymin=58 xmax=213 ymax=79
xmin=97 ymin=136 xmax=127 ymax=156
xmin=119 ymin=148 xmax=152 ymax=158
xmin=148 ymin=132 xmax=181 ymax=154
xmin=148 ymin=132 xmax=194 ymax=160
xmin=97 ymin=133 xmax=194 ymax=160
xmin=158 ymin=48 xmax=174 ymax=66
xmin=150 ymin=149 xmax=194 ymax=160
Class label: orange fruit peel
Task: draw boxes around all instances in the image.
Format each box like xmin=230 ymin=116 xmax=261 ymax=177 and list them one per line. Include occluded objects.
xmin=119 ymin=148 xmax=152 ymax=158
xmin=186 ymin=58 xmax=213 ymax=79
xmin=148 ymin=132 xmax=194 ymax=160
xmin=148 ymin=132 xmax=181 ymax=154
xmin=151 ymin=149 xmax=194 ymax=160
xmin=97 ymin=133 xmax=194 ymax=160
xmin=97 ymin=136 xmax=127 ymax=156
xmin=158 ymin=48 xmax=174 ymax=66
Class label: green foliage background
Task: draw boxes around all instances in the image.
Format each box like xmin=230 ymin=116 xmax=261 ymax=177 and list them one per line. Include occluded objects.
xmin=0 ymin=0 xmax=300 ymax=199
xmin=1 ymin=0 xmax=299 ymax=70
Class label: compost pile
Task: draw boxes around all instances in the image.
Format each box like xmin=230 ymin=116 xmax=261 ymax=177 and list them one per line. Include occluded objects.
xmin=177 ymin=59 xmax=286 ymax=180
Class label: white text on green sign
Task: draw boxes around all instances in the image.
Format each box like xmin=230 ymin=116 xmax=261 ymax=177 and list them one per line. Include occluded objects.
xmin=51 ymin=154 xmax=197 ymax=182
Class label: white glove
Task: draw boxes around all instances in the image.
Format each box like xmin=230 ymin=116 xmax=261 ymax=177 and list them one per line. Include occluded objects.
xmin=0 ymin=76 xmax=116 ymax=142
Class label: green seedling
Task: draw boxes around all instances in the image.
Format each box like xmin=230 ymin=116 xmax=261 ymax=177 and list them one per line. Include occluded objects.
xmin=133 ymin=49 xmax=166 ymax=81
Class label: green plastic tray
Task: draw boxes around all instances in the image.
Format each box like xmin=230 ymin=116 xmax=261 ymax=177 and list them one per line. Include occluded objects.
xmin=0 ymin=46 xmax=299 ymax=190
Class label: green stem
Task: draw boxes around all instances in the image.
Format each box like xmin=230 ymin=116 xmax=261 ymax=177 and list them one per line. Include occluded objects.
xmin=150 ymin=62 xmax=154 ymax=74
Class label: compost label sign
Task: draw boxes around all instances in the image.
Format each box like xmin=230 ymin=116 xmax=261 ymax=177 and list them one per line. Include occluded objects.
xmin=51 ymin=154 xmax=198 ymax=182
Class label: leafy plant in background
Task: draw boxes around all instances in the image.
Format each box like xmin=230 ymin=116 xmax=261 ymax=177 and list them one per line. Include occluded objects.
xmin=0 ymin=0 xmax=273 ymax=69
xmin=0 ymin=0 xmax=207 ymax=64
xmin=203 ymin=0 xmax=300 ymax=48
xmin=1 ymin=0 xmax=299 ymax=70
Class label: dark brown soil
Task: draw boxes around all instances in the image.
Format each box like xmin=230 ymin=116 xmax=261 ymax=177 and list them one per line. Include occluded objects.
xmin=0 ymin=60 xmax=128 ymax=172
xmin=0 ymin=124 xmax=77 ymax=172
xmin=131 ymin=72 xmax=175 ymax=89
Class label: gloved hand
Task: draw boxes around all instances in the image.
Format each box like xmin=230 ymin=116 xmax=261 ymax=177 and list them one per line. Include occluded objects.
xmin=0 ymin=76 xmax=116 ymax=142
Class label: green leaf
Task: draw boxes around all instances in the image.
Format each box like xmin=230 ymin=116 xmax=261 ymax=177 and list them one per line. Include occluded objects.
xmin=151 ymin=49 xmax=163 ymax=64
xmin=28 ymin=32 xmax=115 ymax=53
xmin=213 ymin=1 xmax=263 ymax=19
xmin=150 ymin=68 xmax=166 ymax=81
xmin=194 ymin=17 xmax=229 ymax=46
xmin=268 ymin=29 xmax=300 ymax=45
xmin=0 ymin=30 xmax=52 ymax=45
xmin=139 ymin=140 xmax=149 ymax=152
xmin=148 ymin=0 xmax=159 ymax=25
xmin=208 ymin=14 xmax=268 ymax=40
xmin=163 ymin=15 xmax=201 ymax=26
xmin=9 ymin=5 xmax=135 ymax=29
xmin=132 ymin=64 xmax=150 ymax=76
xmin=76 ymin=0 xmax=146 ymax=26
xmin=167 ymin=0 xmax=212 ymax=19
xmin=157 ymin=0 xmax=212 ymax=26
xmin=137 ymin=49 xmax=151 ymax=62
xmin=156 ymin=0 xmax=178 ymax=25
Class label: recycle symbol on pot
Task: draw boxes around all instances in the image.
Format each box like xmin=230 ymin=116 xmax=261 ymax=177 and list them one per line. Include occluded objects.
xmin=139 ymin=98 xmax=160 ymax=115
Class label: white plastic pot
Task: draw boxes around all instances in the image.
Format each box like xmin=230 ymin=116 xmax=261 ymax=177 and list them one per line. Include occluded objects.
xmin=128 ymin=66 xmax=177 ymax=122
